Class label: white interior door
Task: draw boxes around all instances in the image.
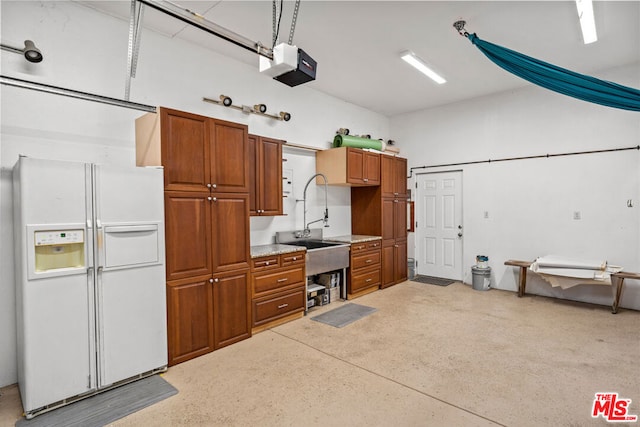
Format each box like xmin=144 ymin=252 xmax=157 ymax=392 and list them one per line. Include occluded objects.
xmin=416 ymin=171 xmax=463 ymax=280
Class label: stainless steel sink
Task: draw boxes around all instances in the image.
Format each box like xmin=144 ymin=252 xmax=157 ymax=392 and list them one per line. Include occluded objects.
xmin=276 ymin=230 xmax=350 ymax=276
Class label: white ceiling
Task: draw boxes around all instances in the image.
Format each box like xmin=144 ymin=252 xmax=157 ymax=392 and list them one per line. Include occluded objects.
xmin=77 ymin=1 xmax=640 ymax=117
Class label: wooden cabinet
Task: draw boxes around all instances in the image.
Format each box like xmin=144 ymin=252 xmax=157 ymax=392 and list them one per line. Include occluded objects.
xmin=381 ymin=156 xmax=408 ymax=198
xmin=136 ymin=106 xmax=251 ymax=366
xmin=136 ymin=107 xmax=249 ymax=193
xmin=166 ymin=276 xmax=214 ymax=365
xmin=347 ymin=240 xmax=382 ymax=298
xmin=248 ymin=134 xmax=284 ymax=216
xmin=250 ymin=251 xmax=306 ymax=332
xmin=315 ymin=147 xmax=380 ymax=186
xmin=352 ymin=154 xmax=408 ymax=289
xmin=164 ymin=192 xmax=212 ymax=281
xmin=212 ymin=270 xmax=251 ymax=349
xmin=210 ymin=193 xmax=250 ymax=272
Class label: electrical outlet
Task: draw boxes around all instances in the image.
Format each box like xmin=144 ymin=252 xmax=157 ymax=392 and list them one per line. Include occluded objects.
xmin=573 ymin=211 xmax=581 ymax=220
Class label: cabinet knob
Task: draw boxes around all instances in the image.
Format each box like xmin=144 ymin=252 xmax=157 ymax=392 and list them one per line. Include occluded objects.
xmin=394 ymin=244 xmax=399 ymax=248
xmin=213 ymin=197 xmax=217 ymax=202
xmin=207 ymin=183 xmax=212 ymax=188
xmin=364 ymin=178 xmax=368 ymax=182
xmin=293 ymin=257 xmax=297 ymax=261
xmin=212 ymin=184 xmax=217 ymax=189
xmin=394 ymin=192 xmax=398 ymax=196
xmin=208 ymin=197 xmax=212 ymax=201
xmin=214 ymin=278 xmax=219 ymax=283
xmin=209 ymin=278 xmax=213 ymax=283
xmin=265 ymin=261 xmax=270 ymax=265
xmin=394 ymin=200 xmax=398 ymax=203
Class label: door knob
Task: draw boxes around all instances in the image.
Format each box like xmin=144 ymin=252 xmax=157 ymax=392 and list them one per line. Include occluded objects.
xmin=458 ymin=225 xmax=462 ymax=229
xmin=458 ymin=232 xmax=463 ymax=237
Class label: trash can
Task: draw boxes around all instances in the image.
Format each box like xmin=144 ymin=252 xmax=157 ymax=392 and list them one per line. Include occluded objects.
xmin=407 ymin=258 xmax=416 ymax=280
xmin=471 ymin=266 xmax=491 ymax=291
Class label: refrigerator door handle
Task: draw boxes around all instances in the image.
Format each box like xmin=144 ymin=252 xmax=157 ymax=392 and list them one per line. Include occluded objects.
xmin=95 ymin=265 xmax=107 ymax=388
xmin=96 ymin=219 xmax=105 ymax=268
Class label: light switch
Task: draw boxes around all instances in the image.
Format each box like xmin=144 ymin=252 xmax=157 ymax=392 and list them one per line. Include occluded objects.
xmin=573 ymin=211 xmax=581 ymax=220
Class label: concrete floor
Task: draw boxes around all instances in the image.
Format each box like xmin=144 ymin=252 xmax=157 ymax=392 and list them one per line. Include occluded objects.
xmin=1 ymin=281 xmax=638 ymax=427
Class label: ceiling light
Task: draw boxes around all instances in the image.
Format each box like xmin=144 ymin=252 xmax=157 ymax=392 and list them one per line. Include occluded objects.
xmin=400 ymin=51 xmax=446 ymax=84
xmin=576 ymin=0 xmax=597 ymax=44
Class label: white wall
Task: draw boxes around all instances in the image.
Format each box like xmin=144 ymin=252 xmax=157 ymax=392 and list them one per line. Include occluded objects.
xmin=0 ymin=1 xmax=388 ymax=387
xmin=394 ymin=62 xmax=640 ymax=310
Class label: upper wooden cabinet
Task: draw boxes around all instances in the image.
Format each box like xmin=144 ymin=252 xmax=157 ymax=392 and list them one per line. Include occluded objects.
xmin=381 ymin=156 xmax=408 ymax=198
xmin=136 ymin=107 xmax=249 ymax=193
xmin=315 ymin=147 xmax=380 ymax=186
xmin=248 ymin=134 xmax=284 ymax=216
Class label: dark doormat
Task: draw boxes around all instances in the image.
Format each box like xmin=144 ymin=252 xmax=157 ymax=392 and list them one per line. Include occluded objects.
xmin=411 ymin=275 xmax=456 ymax=286
xmin=16 ymin=374 xmax=177 ymax=427
xmin=311 ymin=303 xmax=377 ymax=328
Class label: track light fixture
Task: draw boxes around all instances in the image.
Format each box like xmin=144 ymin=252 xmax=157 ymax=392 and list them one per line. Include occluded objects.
xmin=279 ymin=112 xmax=292 ymax=122
xmin=219 ymin=95 xmax=233 ymax=106
xmin=203 ymin=95 xmax=291 ymax=122
xmin=1 ymin=39 xmax=43 ymax=63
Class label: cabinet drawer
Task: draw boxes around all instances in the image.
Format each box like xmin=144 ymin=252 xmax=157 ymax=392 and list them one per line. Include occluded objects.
xmin=352 ymin=250 xmax=381 ymax=270
xmin=253 ymin=288 xmax=305 ymax=326
xmin=351 ymin=240 xmax=382 ymax=254
xmin=253 ymin=267 xmax=305 ymax=296
xmin=251 ymin=256 xmax=280 ymax=271
xmin=281 ymin=251 xmax=305 ymax=267
xmin=351 ymin=268 xmax=381 ymax=293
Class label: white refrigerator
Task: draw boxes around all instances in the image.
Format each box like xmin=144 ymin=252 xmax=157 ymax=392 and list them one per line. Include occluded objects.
xmin=13 ymin=156 xmax=168 ymax=418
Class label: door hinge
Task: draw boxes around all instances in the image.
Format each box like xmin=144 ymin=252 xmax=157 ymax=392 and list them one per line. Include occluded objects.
xmin=88 ymin=375 xmax=91 ymax=388
xmin=415 ymin=182 xmax=418 ymax=188
xmin=415 ymin=221 xmax=418 ymax=228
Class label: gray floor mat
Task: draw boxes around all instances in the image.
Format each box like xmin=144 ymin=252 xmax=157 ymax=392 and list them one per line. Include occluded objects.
xmin=311 ymin=303 xmax=377 ymax=328
xmin=16 ymin=374 xmax=177 ymax=427
xmin=411 ymin=275 xmax=455 ymax=286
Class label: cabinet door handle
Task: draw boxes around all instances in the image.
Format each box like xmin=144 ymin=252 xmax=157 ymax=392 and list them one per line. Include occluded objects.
xmin=277 ymin=303 xmax=289 ymax=309
xmin=365 ymin=278 xmax=372 ymax=282
xmin=394 ymin=244 xmax=399 ymax=248
xmin=365 ymin=259 xmax=373 ymax=263
xmin=356 ymin=245 xmax=364 ymax=250
xmin=277 ymin=278 xmax=288 ymax=283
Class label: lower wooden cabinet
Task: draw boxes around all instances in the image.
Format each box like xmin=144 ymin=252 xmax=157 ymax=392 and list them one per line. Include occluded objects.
xmin=213 ymin=270 xmax=251 ymax=349
xmin=382 ymin=239 xmax=407 ymax=289
xmin=167 ymin=276 xmax=214 ymax=366
xmin=167 ymin=270 xmax=250 ymax=366
xmin=347 ymin=240 xmax=382 ymax=299
xmin=250 ymin=251 xmax=306 ymax=332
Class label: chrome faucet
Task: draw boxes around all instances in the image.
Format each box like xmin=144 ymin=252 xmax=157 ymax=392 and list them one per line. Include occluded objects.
xmin=296 ymin=173 xmax=329 ymax=238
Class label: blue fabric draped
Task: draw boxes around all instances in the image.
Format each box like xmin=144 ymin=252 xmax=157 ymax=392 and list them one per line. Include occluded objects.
xmin=467 ymin=33 xmax=640 ymax=112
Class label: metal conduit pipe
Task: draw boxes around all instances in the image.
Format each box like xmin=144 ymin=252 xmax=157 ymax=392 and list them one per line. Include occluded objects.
xmin=408 ymin=145 xmax=640 ymax=178
xmin=0 ymin=75 xmax=156 ymax=112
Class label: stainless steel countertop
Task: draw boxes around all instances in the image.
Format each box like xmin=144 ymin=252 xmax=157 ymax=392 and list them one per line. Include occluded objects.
xmin=250 ymin=244 xmax=306 ymax=259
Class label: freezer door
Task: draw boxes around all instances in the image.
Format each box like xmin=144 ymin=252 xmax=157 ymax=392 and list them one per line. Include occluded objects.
xmin=93 ymin=165 xmax=167 ymax=386
xmin=13 ymin=157 xmax=96 ymax=413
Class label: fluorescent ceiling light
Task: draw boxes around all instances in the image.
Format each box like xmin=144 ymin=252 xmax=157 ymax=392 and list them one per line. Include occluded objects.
xmin=400 ymin=51 xmax=446 ymax=84
xmin=576 ymin=0 xmax=597 ymax=44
